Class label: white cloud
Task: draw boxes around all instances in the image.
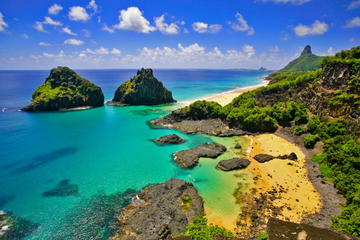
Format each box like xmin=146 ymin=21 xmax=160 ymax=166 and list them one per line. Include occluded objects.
xmin=21 ymin=34 xmax=29 ymax=39
xmin=228 ymin=13 xmax=254 ymax=35
xmin=243 ymin=44 xmax=255 ymax=58
xmin=39 ymin=42 xmax=53 ymax=46
xmin=87 ymin=0 xmax=98 ymax=12
xmin=269 ymin=45 xmax=280 ymax=52
xmin=0 ymin=12 xmax=9 ymax=32
xmin=61 ymin=27 xmax=77 ymax=36
xmin=101 ymin=24 xmax=115 ymax=34
xmin=154 ymin=15 xmax=179 ymax=35
xmin=113 ymin=7 xmax=156 ymax=33
xmin=349 ymin=37 xmax=355 ymax=42
xmin=317 ymin=47 xmax=339 ymax=56
xmin=48 ymin=4 xmax=63 ymax=15
xmin=293 ymin=20 xmax=328 ymax=37
xmin=83 ymin=46 xmax=110 ymax=54
xmin=43 ymin=50 xmax=66 ymax=58
xmin=348 ymin=0 xmax=360 ymax=10
xmin=344 ymin=17 xmax=360 ymax=28
xmin=91 ymin=39 xmax=97 ymax=44
xmin=281 ymin=32 xmax=292 ymax=41
xmin=64 ymin=39 xmax=84 ymax=45
xmin=30 ymin=55 xmax=43 ymax=60
xmin=256 ymin=0 xmax=311 ymax=5
xmin=69 ymin=6 xmax=90 ymax=22
xmin=33 ymin=22 xmax=48 ymax=33
xmin=82 ymin=29 xmax=91 ymax=37
xmin=98 ymin=16 xmax=101 ymax=23
xmin=183 ymin=28 xmax=190 ymax=34
xmin=192 ymin=22 xmax=222 ymax=34
xmin=43 ymin=16 xmax=63 ymax=26
xmin=111 ymin=48 xmax=121 ymax=55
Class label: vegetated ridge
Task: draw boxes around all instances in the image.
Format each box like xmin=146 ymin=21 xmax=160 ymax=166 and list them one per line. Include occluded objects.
xmin=21 ymin=66 xmax=104 ymax=111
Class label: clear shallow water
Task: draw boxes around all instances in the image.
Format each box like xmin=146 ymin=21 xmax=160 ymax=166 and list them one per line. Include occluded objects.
xmin=0 ymin=69 xmax=266 ymax=238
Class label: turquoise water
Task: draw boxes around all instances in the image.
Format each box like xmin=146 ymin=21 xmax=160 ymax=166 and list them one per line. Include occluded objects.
xmin=0 ymin=69 xmax=266 ymax=238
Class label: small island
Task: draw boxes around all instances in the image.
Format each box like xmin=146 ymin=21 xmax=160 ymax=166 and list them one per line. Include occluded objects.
xmin=21 ymin=66 xmax=104 ymax=111
xmin=106 ymin=68 xmax=176 ymax=106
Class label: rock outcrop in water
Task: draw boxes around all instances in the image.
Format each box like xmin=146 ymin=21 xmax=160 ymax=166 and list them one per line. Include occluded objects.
xmin=118 ymin=178 xmax=204 ymax=239
xmin=107 ymin=68 xmax=176 ymax=106
xmin=216 ymin=158 xmax=250 ymax=171
xmin=0 ymin=211 xmax=40 ymax=239
xmin=42 ymin=179 xmax=80 ymax=197
xmin=154 ymin=134 xmax=185 ymax=144
xmin=21 ymin=66 xmax=104 ymax=111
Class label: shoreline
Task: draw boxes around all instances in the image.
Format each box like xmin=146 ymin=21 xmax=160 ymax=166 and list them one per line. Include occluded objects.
xmin=179 ymin=77 xmax=269 ymax=107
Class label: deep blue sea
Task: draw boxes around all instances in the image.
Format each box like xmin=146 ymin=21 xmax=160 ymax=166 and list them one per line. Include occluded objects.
xmin=0 ymin=69 xmax=267 ymax=238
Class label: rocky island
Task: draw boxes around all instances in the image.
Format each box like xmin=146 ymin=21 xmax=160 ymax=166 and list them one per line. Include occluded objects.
xmin=21 ymin=66 xmax=104 ymax=111
xmin=107 ymin=68 xmax=176 ymax=106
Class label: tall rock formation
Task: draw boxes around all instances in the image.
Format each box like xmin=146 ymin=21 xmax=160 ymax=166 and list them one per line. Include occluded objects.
xmin=21 ymin=67 xmax=104 ymax=111
xmin=107 ymin=68 xmax=176 ymax=106
xmin=301 ymin=45 xmax=312 ymax=56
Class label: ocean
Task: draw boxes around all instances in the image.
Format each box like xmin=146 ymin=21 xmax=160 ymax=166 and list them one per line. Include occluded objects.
xmin=0 ymin=69 xmax=266 ymax=239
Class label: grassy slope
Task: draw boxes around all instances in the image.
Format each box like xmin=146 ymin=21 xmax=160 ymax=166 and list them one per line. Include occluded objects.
xmin=280 ymin=53 xmax=323 ymax=72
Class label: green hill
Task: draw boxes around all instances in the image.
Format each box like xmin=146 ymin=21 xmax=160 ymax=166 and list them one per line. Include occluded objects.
xmin=280 ymin=53 xmax=323 ymax=72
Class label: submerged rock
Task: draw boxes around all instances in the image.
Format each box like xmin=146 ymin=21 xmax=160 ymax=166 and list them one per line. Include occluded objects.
xmin=42 ymin=179 xmax=80 ymax=197
xmin=0 ymin=211 xmax=40 ymax=239
xmin=154 ymin=134 xmax=186 ymax=144
xmin=21 ymin=66 xmax=104 ymax=111
xmin=216 ymin=158 xmax=250 ymax=171
xmin=174 ymin=142 xmax=227 ymax=168
xmin=119 ymin=178 xmax=204 ymax=240
xmin=267 ymin=218 xmax=358 ymax=240
xmin=107 ymin=68 xmax=176 ymax=106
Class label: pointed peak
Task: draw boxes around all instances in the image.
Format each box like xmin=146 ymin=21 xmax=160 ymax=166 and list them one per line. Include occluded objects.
xmin=301 ymin=45 xmax=312 ymax=56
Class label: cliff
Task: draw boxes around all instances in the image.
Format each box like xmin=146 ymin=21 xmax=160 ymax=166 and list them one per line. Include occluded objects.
xmin=107 ymin=68 xmax=176 ymax=106
xmin=21 ymin=67 xmax=104 ymax=111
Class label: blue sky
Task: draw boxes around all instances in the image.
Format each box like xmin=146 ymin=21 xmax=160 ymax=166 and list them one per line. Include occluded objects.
xmin=0 ymin=0 xmax=359 ymax=70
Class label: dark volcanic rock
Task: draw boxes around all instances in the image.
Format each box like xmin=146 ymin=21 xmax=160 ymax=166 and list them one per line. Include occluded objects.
xmin=0 ymin=211 xmax=40 ymax=239
xmin=107 ymin=68 xmax=176 ymax=106
xmin=174 ymin=142 xmax=227 ymax=168
xmin=21 ymin=66 xmax=104 ymax=111
xmin=267 ymin=218 xmax=358 ymax=240
xmin=254 ymin=153 xmax=297 ymax=163
xmin=42 ymin=179 xmax=79 ymax=197
xmin=154 ymin=134 xmax=185 ymax=144
xmin=119 ymin=178 xmax=204 ymax=240
xmin=216 ymin=158 xmax=250 ymax=171
xmin=300 ymin=45 xmax=312 ymax=56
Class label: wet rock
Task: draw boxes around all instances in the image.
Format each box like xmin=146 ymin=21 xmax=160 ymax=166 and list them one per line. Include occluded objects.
xmin=154 ymin=134 xmax=185 ymax=144
xmin=254 ymin=153 xmax=298 ymax=163
xmin=42 ymin=179 xmax=80 ymax=197
xmin=216 ymin=158 xmax=250 ymax=171
xmin=267 ymin=218 xmax=358 ymax=240
xmin=107 ymin=68 xmax=176 ymax=106
xmin=119 ymin=178 xmax=204 ymax=240
xmin=234 ymin=144 xmax=242 ymax=149
xmin=174 ymin=142 xmax=227 ymax=168
xmin=0 ymin=211 xmax=40 ymax=239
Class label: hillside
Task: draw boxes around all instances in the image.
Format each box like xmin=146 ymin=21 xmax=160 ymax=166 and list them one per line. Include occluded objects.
xmin=153 ymin=46 xmax=360 ymax=238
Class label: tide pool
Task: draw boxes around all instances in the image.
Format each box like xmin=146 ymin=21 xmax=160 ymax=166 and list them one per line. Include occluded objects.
xmin=0 ymin=69 xmax=266 ymax=238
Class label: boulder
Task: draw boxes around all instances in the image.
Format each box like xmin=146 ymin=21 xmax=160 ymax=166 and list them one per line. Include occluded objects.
xmin=119 ymin=178 xmax=204 ymax=240
xmin=254 ymin=152 xmax=298 ymax=163
xmin=21 ymin=66 xmax=104 ymax=111
xmin=107 ymin=68 xmax=176 ymax=106
xmin=216 ymin=158 xmax=250 ymax=171
xmin=174 ymin=142 xmax=227 ymax=168
xmin=154 ymin=134 xmax=185 ymax=144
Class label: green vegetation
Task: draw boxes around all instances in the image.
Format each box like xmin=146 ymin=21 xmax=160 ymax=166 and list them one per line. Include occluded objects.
xmin=181 ymin=213 xmax=235 ymax=240
xmin=258 ymin=232 xmax=268 ymax=240
xmin=280 ymin=53 xmax=323 ymax=72
xmin=294 ymin=126 xmax=306 ymax=135
xmin=321 ymin=46 xmax=360 ymax=68
xmin=303 ymin=135 xmax=320 ymax=148
xmin=32 ymin=66 xmax=101 ymax=104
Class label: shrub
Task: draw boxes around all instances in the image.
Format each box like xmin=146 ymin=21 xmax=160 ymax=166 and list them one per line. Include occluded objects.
xmin=258 ymin=232 xmax=268 ymax=240
xmin=294 ymin=126 xmax=306 ymax=135
xmin=304 ymin=135 xmax=320 ymax=148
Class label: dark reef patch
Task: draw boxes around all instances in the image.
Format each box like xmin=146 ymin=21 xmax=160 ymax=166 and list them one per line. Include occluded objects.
xmin=0 ymin=211 xmax=40 ymax=240
xmin=42 ymin=179 xmax=80 ymax=197
xmin=0 ymin=194 xmax=15 ymax=208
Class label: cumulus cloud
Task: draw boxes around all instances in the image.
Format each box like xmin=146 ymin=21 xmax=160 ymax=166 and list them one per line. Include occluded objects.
xmin=228 ymin=13 xmax=254 ymax=35
xmin=39 ymin=42 xmax=53 ymax=46
xmin=113 ymin=7 xmax=156 ymax=33
xmin=0 ymin=12 xmax=9 ymax=32
xmin=101 ymin=24 xmax=115 ymax=34
xmin=256 ymin=0 xmax=311 ymax=5
xmin=98 ymin=16 xmax=101 ymax=23
xmin=64 ymin=39 xmax=84 ymax=45
xmin=82 ymin=29 xmax=91 ymax=37
xmin=344 ymin=17 xmax=360 ymax=28
xmin=43 ymin=16 xmax=63 ymax=26
xmin=83 ymin=46 xmax=109 ymax=54
xmin=183 ymin=28 xmax=190 ymax=34
xmin=48 ymin=4 xmax=63 ymax=15
xmin=111 ymin=48 xmax=121 ymax=55
xmin=87 ymin=0 xmax=98 ymax=12
xmin=33 ymin=22 xmax=48 ymax=33
xmin=243 ymin=44 xmax=255 ymax=58
xmin=269 ymin=45 xmax=280 ymax=52
xmin=192 ymin=22 xmax=222 ymax=34
xmin=61 ymin=27 xmax=77 ymax=35
xmin=69 ymin=6 xmax=90 ymax=22
xmin=154 ymin=15 xmax=179 ymax=34
xmin=43 ymin=50 xmax=66 ymax=58
xmin=347 ymin=0 xmax=360 ymax=10
xmin=293 ymin=20 xmax=328 ymax=37
xmin=21 ymin=34 xmax=29 ymax=39
xmin=317 ymin=47 xmax=339 ymax=56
